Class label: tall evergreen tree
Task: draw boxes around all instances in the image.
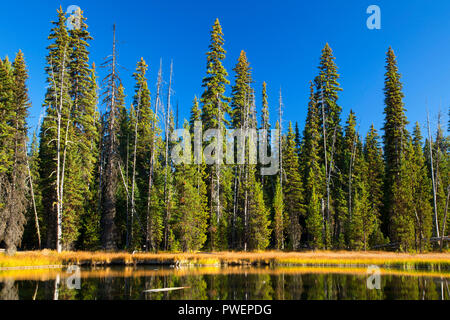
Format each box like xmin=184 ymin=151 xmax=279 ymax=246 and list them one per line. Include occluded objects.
xmin=0 ymin=52 xmax=30 ymax=254
xmin=247 ymin=171 xmax=271 ymax=250
xmin=301 ymin=82 xmax=324 ymax=249
xmin=363 ymin=124 xmax=385 ymax=247
xmin=382 ymin=47 xmax=410 ymax=245
xmin=126 ymin=57 xmax=156 ymax=249
xmin=231 ymin=50 xmax=252 ymax=128
xmin=390 ymin=139 xmax=415 ymax=251
xmin=200 ymin=18 xmax=231 ymax=250
xmin=0 ymin=57 xmax=15 ymax=217
xmin=201 ymin=18 xmax=230 ymax=128
xmin=173 ymin=122 xmax=209 ymax=252
xmin=314 ymin=43 xmax=344 ymax=248
xmin=342 ymin=110 xmax=359 ymax=246
xmin=283 ymin=122 xmax=305 ymax=250
xmin=411 ymin=123 xmax=433 ymax=251
xmin=230 ymin=50 xmax=258 ymax=250
xmin=57 ymin=8 xmax=99 ymax=249
xmin=77 ymin=65 xmax=101 ymax=250
xmin=273 ymin=177 xmax=284 ymax=250
xmin=38 ymin=8 xmax=73 ymax=251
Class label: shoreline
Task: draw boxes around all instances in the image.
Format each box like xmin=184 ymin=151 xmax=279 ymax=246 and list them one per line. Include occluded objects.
xmin=1 ymin=250 xmax=450 ymax=270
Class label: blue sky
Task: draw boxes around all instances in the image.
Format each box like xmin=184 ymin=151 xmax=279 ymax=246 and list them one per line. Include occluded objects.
xmin=1 ymin=0 xmax=449 ymax=139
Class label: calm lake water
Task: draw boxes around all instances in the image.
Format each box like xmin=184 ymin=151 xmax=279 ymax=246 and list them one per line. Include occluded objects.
xmin=0 ymin=266 xmax=449 ymax=300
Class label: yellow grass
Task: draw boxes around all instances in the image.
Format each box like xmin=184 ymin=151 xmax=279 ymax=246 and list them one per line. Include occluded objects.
xmin=1 ymin=250 xmax=450 ymax=269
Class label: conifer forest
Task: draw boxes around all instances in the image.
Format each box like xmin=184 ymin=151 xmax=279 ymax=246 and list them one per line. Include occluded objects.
xmin=1 ymin=5 xmax=450 ymax=258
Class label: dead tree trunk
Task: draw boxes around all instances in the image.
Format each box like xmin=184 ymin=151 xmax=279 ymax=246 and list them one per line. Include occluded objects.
xmin=163 ymin=60 xmax=173 ymax=251
xmin=441 ymin=185 xmax=450 ymax=251
xmin=25 ymin=141 xmax=41 ymax=249
xmin=146 ymin=59 xmax=162 ymax=251
xmin=100 ymin=24 xmax=120 ymax=250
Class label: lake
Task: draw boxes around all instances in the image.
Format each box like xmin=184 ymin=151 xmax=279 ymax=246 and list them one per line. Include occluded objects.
xmin=0 ymin=265 xmax=449 ymax=300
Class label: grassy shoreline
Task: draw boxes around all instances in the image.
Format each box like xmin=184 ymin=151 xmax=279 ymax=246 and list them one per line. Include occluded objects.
xmin=1 ymin=250 xmax=450 ymax=270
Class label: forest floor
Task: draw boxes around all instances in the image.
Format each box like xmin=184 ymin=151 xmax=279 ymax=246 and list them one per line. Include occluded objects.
xmin=1 ymin=250 xmax=450 ymax=269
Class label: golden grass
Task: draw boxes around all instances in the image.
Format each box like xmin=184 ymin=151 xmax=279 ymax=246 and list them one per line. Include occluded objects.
xmin=1 ymin=250 xmax=450 ymax=269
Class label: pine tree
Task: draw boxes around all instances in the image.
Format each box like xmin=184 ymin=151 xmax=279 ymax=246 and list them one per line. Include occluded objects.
xmin=230 ymin=50 xmax=258 ymax=250
xmin=432 ymin=123 xmax=449 ymax=244
xmin=382 ymin=47 xmax=410 ymax=246
xmin=173 ymin=122 xmax=209 ymax=252
xmin=363 ymin=124 xmax=385 ymax=247
xmin=201 ymin=18 xmax=230 ymax=128
xmin=189 ymin=96 xmax=201 ymax=130
xmin=411 ymin=123 xmax=433 ymax=251
xmin=273 ymin=177 xmax=284 ymax=250
xmin=200 ymin=18 xmax=231 ymax=250
xmin=77 ymin=65 xmax=101 ymax=250
xmin=247 ymin=172 xmax=271 ymax=250
xmin=295 ymin=122 xmax=301 ymax=159
xmin=39 ymin=8 xmax=72 ymax=251
xmin=301 ymin=82 xmax=324 ymax=249
xmin=314 ymin=43 xmax=344 ymax=247
xmin=283 ymin=122 xmax=305 ymax=250
xmin=0 ymin=57 xmax=15 ymax=215
xmin=305 ymin=174 xmax=323 ymax=249
xmin=348 ymin=179 xmax=375 ymax=251
xmin=343 ymin=110 xmax=358 ymax=246
xmin=259 ymin=81 xmax=272 ymax=185
xmin=231 ymin=50 xmax=252 ymax=128
xmin=0 ymin=52 xmax=30 ymax=254
xmin=56 ymin=9 xmax=99 ymax=249
xmin=124 ymin=57 xmax=156 ymax=249
xmin=390 ymin=139 xmax=415 ymax=251
xmin=260 ymin=82 xmax=270 ymax=132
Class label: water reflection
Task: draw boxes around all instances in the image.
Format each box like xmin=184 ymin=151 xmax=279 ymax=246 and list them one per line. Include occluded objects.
xmin=0 ymin=266 xmax=449 ymax=300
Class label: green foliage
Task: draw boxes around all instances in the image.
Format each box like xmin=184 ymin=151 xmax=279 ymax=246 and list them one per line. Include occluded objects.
xmin=283 ymin=122 xmax=305 ymax=250
xmin=2 ymin=9 xmax=449 ymax=254
xmin=0 ymin=52 xmax=29 ymax=254
xmin=382 ymin=47 xmax=412 ymax=249
xmin=273 ymin=177 xmax=284 ymax=250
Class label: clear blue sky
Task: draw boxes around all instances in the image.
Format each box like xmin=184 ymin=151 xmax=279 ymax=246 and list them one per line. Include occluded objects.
xmin=1 ymin=0 xmax=449 ymax=139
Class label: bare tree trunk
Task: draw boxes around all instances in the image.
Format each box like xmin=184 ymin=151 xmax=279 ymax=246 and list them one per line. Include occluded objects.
xmin=100 ymin=24 xmax=120 ymax=251
xmin=163 ymin=61 xmax=173 ymax=251
xmin=53 ymin=274 xmax=60 ymax=300
xmin=146 ymin=59 xmax=162 ymax=251
xmin=278 ymin=88 xmax=283 ymax=190
xmin=348 ymin=130 xmax=358 ymax=222
xmin=216 ymin=95 xmax=222 ymax=240
xmin=54 ymin=45 xmax=69 ymax=253
xmin=125 ymin=134 xmax=129 ymax=248
xmin=130 ymin=109 xmax=138 ymax=248
xmin=129 ymin=89 xmax=142 ymax=249
xmin=25 ymin=142 xmax=41 ymax=249
xmin=441 ymin=185 xmax=449 ymax=251
xmin=232 ymin=166 xmax=238 ymax=249
xmin=278 ymin=88 xmax=284 ymax=249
